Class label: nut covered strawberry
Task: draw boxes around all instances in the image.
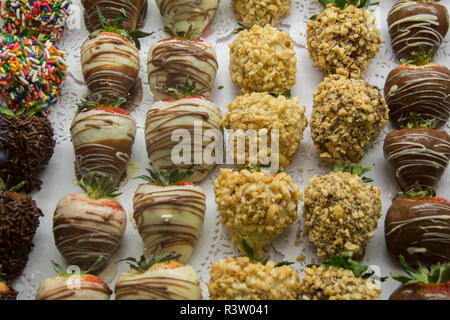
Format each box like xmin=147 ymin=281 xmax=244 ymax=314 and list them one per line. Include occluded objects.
xmin=71 ymin=100 xmax=137 ymax=188
xmin=36 ymin=258 xmax=112 ymax=300
xmin=385 ymin=185 xmax=450 ymax=266
xmin=383 ymin=113 xmax=450 ymax=190
xmin=147 ymin=37 xmax=218 ymax=101
xmin=390 ymin=256 xmax=450 ymax=300
xmin=115 ymin=250 xmax=202 ymax=300
xmin=388 ymin=0 xmax=449 ymax=60
xmin=133 ymin=167 xmax=206 ymax=264
xmin=53 ymin=176 xmax=127 ymax=273
xmin=81 ymin=8 xmax=152 ymax=111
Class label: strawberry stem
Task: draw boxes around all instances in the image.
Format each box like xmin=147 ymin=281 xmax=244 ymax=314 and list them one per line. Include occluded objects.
xmin=76 ymin=97 xmax=127 ymax=114
xmin=398 ymin=184 xmax=437 ymax=200
xmin=391 ymin=256 xmax=450 ymax=285
xmin=134 ymin=166 xmax=194 ymax=186
xmin=402 ymin=112 xmax=437 ymax=129
xmin=156 ymin=77 xmax=209 ymax=100
xmin=80 ymin=175 xmax=122 ymax=199
xmin=0 ymin=177 xmax=26 ymax=193
xmin=120 ymin=246 xmax=182 ymax=273
xmin=333 ymin=161 xmax=374 ymax=183
xmin=52 ymin=256 xmax=105 ymax=277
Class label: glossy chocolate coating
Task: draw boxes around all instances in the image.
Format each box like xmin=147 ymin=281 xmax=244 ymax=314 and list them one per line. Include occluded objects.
xmin=385 ymin=198 xmax=450 ymax=266
xmin=384 ymin=64 xmax=450 ymax=129
xmin=390 ymin=283 xmax=450 ymax=300
xmin=388 ymin=1 xmax=449 ymax=60
xmin=384 ymin=129 xmax=450 ymax=190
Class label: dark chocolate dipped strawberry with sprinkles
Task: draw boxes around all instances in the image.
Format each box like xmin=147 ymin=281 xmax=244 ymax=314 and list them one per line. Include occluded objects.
xmin=0 ymin=178 xmax=43 ymax=283
xmin=384 ymin=113 xmax=450 ymax=191
xmin=0 ymin=101 xmax=55 ymax=193
xmin=384 ymin=48 xmax=450 ymax=129
xmin=390 ymin=256 xmax=450 ymax=300
xmin=0 ymin=265 xmax=17 ymax=300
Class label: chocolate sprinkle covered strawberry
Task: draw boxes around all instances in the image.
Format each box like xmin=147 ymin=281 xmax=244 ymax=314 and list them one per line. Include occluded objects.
xmin=385 ymin=185 xmax=450 ymax=266
xmin=0 ymin=179 xmax=42 ymax=283
xmin=390 ymin=256 xmax=449 ymax=300
xmin=384 ymin=113 xmax=450 ymax=190
xmin=133 ymin=167 xmax=206 ymax=264
xmin=53 ymin=176 xmax=127 ymax=272
xmin=0 ymin=103 xmax=55 ymax=193
xmin=0 ymin=265 xmax=17 ymax=300
xmin=82 ymin=0 xmax=148 ymax=32
xmin=388 ymin=0 xmax=449 ymax=60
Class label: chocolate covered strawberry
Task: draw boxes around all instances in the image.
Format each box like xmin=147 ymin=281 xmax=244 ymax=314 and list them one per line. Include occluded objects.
xmin=53 ymin=176 xmax=127 ymax=273
xmin=145 ymin=80 xmax=222 ymax=182
xmin=384 ymin=113 xmax=450 ymax=190
xmin=0 ymin=178 xmax=42 ymax=283
xmin=133 ymin=167 xmax=206 ymax=264
xmin=388 ymin=0 xmax=449 ymax=60
xmin=0 ymin=265 xmax=17 ymax=300
xmin=71 ymin=100 xmax=136 ymax=187
xmin=82 ymin=0 xmax=148 ymax=32
xmin=155 ymin=0 xmax=220 ymax=38
xmin=81 ymin=8 xmax=151 ymax=111
xmin=390 ymin=256 xmax=449 ymax=300
xmin=36 ymin=258 xmax=112 ymax=300
xmin=0 ymin=103 xmax=55 ymax=193
xmin=385 ymin=185 xmax=450 ymax=266
xmin=147 ymin=36 xmax=218 ymax=101
xmin=384 ymin=50 xmax=450 ymax=129
xmin=115 ymin=249 xmax=202 ymax=300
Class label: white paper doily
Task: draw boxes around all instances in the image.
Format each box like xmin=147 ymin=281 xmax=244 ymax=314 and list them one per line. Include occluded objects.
xmin=8 ymin=0 xmax=450 ymax=300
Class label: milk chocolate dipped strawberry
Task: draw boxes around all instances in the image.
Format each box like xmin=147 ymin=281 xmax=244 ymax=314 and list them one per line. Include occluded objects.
xmin=82 ymin=0 xmax=148 ymax=32
xmin=0 ymin=179 xmax=42 ymax=283
xmin=0 ymin=103 xmax=55 ymax=193
xmin=147 ymin=36 xmax=218 ymax=101
xmin=0 ymin=266 xmax=17 ymax=300
xmin=53 ymin=176 xmax=127 ymax=273
xmin=384 ymin=50 xmax=450 ymax=129
xmin=385 ymin=185 xmax=450 ymax=266
xmin=71 ymin=99 xmax=137 ymax=188
xmin=388 ymin=0 xmax=449 ymax=61
xmin=390 ymin=256 xmax=449 ymax=300
xmin=145 ymin=80 xmax=222 ymax=182
xmin=133 ymin=167 xmax=206 ymax=264
xmin=36 ymin=258 xmax=112 ymax=300
xmin=384 ymin=113 xmax=450 ymax=191
xmin=115 ymin=249 xmax=202 ymax=300
xmin=81 ymin=8 xmax=151 ymax=111
xmin=156 ymin=0 xmax=220 ymax=38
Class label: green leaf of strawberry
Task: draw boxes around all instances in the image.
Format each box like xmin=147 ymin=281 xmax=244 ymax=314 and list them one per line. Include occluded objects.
xmin=0 ymin=177 xmax=26 ymax=193
xmin=80 ymin=175 xmax=122 ymax=200
xmin=391 ymin=256 xmax=450 ymax=286
xmin=401 ymin=112 xmax=437 ymax=129
xmin=333 ymin=161 xmax=374 ymax=183
xmin=76 ymin=97 xmax=128 ymax=114
xmin=121 ymin=246 xmax=182 ymax=273
xmin=134 ymin=166 xmax=194 ymax=186
xmin=156 ymin=77 xmax=210 ymax=100
xmin=51 ymin=256 xmax=105 ymax=277
xmin=241 ymin=237 xmax=295 ymax=267
xmin=398 ymin=184 xmax=437 ymax=200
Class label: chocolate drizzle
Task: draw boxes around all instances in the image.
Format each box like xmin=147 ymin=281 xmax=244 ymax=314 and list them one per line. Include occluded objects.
xmin=147 ymin=39 xmax=218 ymax=101
xmin=82 ymin=0 xmax=148 ymax=32
xmin=384 ymin=64 xmax=450 ymax=129
xmin=384 ymin=129 xmax=450 ymax=190
xmin=145 ymin=98 xmax=222 ymax=183
xmin=385 ymin=199 xmax=450 ymax=266
xmin=0 ymin=191 xmax=42 ymax=282
xmin=36 ymin=276 xmax=112 ymax=300
xmin=0 ymin=114 xmax=55 ymax=194
xmin=388 ymin=1 xmax=449 ymax=60
xmin=133 ymin=184 xmax=206 ymax=263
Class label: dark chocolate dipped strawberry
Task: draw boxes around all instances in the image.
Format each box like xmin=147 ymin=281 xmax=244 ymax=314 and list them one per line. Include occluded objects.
xmin=384 ymin=49 xmax=450 ymax=129
xmin=387 ymin=0 xmax=449 ymax=60
xmin=147 ymin=33 xmax=218 ymax=101
xmin=53 ymin=176 xmax=127 ymax=273
xmin=385 ymin=185 xmax=450 ymax=266
xmin=0 ymin=178 xmax=43 ymax=283
xmin=0 ymin=265 xmax=17 ymax=300
xmin=71 ymin=99 xmax=136 ymax=188
xmin=36 ymin=258 xmax=112 ymax=300
xmin=390 ymin=256 xmax=449 ymax=300
xmin=81 ymin=7 xmax=152 ymax=111
xmin=82 ymin=0 xmax=148 ymax=32
xmin=384 ymin=113 xmax=450 ymax=190
xmin=0 ymin=103 xmax=55 ymax=193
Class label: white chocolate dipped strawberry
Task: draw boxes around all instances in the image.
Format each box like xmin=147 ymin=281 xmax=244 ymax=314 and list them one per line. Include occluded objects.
xmin=81 ymin=8 xmax=151 ymax=111
xmin=53 ymin=177 xmax=127 ymax=273
xmin=71 ymin=100 xmax=136 ymax=187
xmin=36 ymin=258 xmax=112 ymax=300
xmin=147 ymin=37 xmax=218 ymax=101
xmin=133 ymin=167 xmax=206 ymax=264
xmin=155 ymin=0 xmax=220 ymax=38
xmin=145 ymin=80 xmax=222 ymax=183
xmin=115 ymin=250 xmax=202 ymax=300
